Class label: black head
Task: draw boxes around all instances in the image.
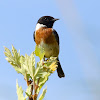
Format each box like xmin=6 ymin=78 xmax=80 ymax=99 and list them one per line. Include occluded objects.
xmin=37 ymin=16 xmax=59 ymax=28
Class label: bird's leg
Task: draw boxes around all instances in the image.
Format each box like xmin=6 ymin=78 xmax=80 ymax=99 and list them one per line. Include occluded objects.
xmin=43 ymin=56 xmax=49 ymax=61
xmin=42 ymin=56 xmax=45 ymax=65
xmin=43 ymin=56 xmax=46 ymax=61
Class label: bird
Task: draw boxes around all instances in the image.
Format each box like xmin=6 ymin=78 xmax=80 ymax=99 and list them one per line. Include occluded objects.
xmin=33 ymin=16 xmax=65 ymax=78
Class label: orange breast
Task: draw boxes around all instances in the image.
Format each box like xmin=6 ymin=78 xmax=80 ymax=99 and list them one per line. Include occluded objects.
xmin=35 ymin=27 xmax=57 ymax=45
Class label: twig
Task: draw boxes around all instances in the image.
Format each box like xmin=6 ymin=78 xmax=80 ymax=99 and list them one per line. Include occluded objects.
xmin=33 ymin=77 xmax=37 ymax=100
xmin=31 ymin=84 xmax=33 ymax=95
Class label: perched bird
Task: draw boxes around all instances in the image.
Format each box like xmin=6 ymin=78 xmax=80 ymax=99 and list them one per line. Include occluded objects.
xmin=33 ymin=16 xmax=65 ymax=78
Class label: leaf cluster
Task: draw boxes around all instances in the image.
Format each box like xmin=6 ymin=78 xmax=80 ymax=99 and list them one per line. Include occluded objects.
xmin=4 ymin=45 xmax=57 ymax=100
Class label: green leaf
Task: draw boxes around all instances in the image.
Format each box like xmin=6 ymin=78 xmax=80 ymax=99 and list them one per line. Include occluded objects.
xmin=43 ymin=57 xmax=57 ymax=73
xmin=25 ymin=85 xmax=31 ymax=98
xmin=34 ymin=61 xmax=45 ymax=79
xmin=4 ymin=47 xmax=15 ymax=64
xmin=29 ymin=52 xmax=35 ymax=79
xmin=12 ymin=45 xmax=21 ymax=66
xmin=4 ymin=47 xmax=12 ymax=58
xmin=36 ymin=73 xmax=50 ymax=94
xmin=20 ymin=55 xmax=25 ymax=64
xmin=35 ymin=57 xmax=57 ymax=94
xmin=16 ymin=80 xmax=26 ymax=100
xmin=35 ymin=45 xmax=45 ymax=60
xmin=39 ymin=87 xmax=47 ymax=100
xmin=38 ymin=73 xmax=50 ymax=87
xmin=4 ymin=46 xmax=21 ymax=73
xmin=22 ymin=52 xmax=35 ymax=79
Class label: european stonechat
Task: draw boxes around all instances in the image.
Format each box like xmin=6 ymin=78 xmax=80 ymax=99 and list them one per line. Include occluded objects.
xmin=33 ymin=16 xmax=65 ymax=78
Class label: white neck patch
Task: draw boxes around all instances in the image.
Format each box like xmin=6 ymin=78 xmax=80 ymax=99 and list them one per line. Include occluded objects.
xmin=35 ymin=23 xmax=46 ymax=31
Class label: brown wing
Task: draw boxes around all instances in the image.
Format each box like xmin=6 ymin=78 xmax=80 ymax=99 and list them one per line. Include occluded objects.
xmin=53 ymin=29 xmax=59 ymax=45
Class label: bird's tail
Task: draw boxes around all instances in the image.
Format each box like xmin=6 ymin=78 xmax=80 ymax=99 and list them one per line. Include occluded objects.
xmin=57 ymin=58 xmax=65 ymax=78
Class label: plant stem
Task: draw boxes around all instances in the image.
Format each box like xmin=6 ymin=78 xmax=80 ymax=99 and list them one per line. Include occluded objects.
xmin=33 ymin=77 xmax=37 ymax=100
xmin=31 ymin=84 xmax=33 ymax=96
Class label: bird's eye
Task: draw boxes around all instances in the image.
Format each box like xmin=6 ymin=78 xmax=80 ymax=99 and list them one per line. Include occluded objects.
xmin=44 ymin=17 xmax=47 ymax=20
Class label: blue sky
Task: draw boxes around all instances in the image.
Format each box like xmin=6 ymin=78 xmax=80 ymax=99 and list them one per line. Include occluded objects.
xmin=0 ymin=0 xmax=100 ymax=100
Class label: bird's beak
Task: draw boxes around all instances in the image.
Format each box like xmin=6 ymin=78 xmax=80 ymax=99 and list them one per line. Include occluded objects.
xmin=52 ymin=18 xmax=59 ymax=22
